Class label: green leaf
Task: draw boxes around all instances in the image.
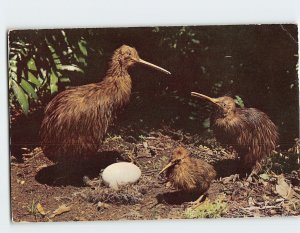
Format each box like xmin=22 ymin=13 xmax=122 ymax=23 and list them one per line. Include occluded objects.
xmin=9 ymin=70 xmax=18 ymax=89
xmin=234 ymin=95 xmax=245 ymax=108
xmin=78 ymin=40 xmax=87 ymax=56
xmin=11 ymin=80 xmax=29 ymax=115
xmin=50 ymin=72 xmax=58 ymax=94
xmin=60 ymin=77 xmax=70 ymax=83
xmin=57 ymin=64 xmax=83 ymax=73
xmin=27 ymin=59 xmax=37 ymax=71
xmin=47 ymin=43 xmax=61 ymax=65
xmin=20 ymin=79 xmax=38 ymax=100
xmin=202 ymin=118 xmax=210 ymax=128
xmin=9 ymin=55 xmax=18 ymax=73
xmin=28 ymin=71 xmax=41 ymax=87
xmin=189 ymin=116 xmax=196 ymax=120
xmin=191 ymin=39 xmax=200 ymax=44
xmin=77 ymin=56 xmax=87 ymax=66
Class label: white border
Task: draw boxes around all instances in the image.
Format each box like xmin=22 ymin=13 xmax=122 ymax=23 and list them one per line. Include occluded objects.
xmin=1 ymin=1 xmax=300 ymax=233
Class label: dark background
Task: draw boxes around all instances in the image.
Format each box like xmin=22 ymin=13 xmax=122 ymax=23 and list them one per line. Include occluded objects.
xmin=9 ymin=24 xmax=299 ymax=151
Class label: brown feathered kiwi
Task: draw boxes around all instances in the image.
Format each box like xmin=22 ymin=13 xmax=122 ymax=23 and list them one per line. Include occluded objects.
xmin=159 ymin=147 xmax=216 ymax=194
xmin=40 ymin=45 xmax=170 ymax=163
xmin=191 ymin=92 xmax=279 ymax=172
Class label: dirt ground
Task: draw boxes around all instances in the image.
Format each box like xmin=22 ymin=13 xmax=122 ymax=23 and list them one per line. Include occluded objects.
xmin=10 ymin=129 xmax=300 ymax=222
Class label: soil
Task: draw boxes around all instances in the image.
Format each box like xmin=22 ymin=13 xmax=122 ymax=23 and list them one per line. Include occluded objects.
xmin=10 ymin=129 xmax=300 ymax=222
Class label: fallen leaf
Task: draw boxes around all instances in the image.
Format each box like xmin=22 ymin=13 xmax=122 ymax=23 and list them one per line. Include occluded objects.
xmin=166 ymin=182 xmax=172 ymax=188
xmin=259 ymin=173 xmax=270 ymax=181
xmin=97 ymin=202 xmax=110 ymax=209
xmin=253 ymin=210 xmax=261 ymax=218
xmin=143 ymin=141 xmax=148 ymax=149
xmin=17 ymin=179 xmax=25 ymax=185
xmin=262 ymin=194 xmax=270 ymax=201
xmin=275 ymin=175 xmax=293 ymax=200
xmin=74 ymin=216 xmax=87 ymax=221
xmin=222 ymin=174 xmax=239 ymax=184
xmin=270 ymin=209 xmax=277 ymax=215
xmin=248 ymin=197 xmax=255 ymax=206
xmin=282 ymin=198 xmax=300 ymax=213
xmin=50 ymin=204 xmax=71 ymax=218
xmin=275 ymin=198 xmax=285 ymax=203
xmin=36 ymin=203 xmax=46 ymax=216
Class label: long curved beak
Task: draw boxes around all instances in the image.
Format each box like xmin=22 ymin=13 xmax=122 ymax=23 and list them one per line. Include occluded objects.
xmin=159 ymin=161 xmax=175 ymax=175
xmin=191 ymin=92 xmax=219 ymax=106
xmin=138 ymin=58 xmax=171 ymax=75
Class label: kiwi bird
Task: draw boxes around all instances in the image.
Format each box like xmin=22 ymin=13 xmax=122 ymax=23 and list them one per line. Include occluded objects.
xmin=159 ymin=147 xmax=216 ymax=204
xmin=40 ymin=45 xmax=171 ymax=163
xmin=191 ymin=92 xmax=278 ymax=174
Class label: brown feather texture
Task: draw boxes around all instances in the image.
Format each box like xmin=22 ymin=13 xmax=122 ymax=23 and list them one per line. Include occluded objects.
xmin=161 ymin=147 xmax=216 ymax=194
xmin=40 ymin=45 xmax=170 ymax=163
xmin=191 ymin=93 xmax=279 ymax=171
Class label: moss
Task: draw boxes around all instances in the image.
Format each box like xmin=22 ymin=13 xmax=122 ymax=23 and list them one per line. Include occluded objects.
xmin=184 ymin=194 xmax=228 ymax=219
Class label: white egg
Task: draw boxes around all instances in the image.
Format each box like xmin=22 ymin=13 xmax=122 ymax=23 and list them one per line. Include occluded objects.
xmin=102 ymin=162 xmax=141 ymax=190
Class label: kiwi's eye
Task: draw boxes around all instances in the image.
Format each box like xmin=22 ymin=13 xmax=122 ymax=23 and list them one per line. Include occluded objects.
xmin=128 ymin=52 xmax=132 ymax=56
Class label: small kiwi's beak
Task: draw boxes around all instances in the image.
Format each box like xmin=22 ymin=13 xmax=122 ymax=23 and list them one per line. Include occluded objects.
xmin=159 ymin=161 xmax=175 ymax=175
xmin=191 ymin=92 xmax=219 ymax=106
xmin=138 ymin=58 xmax=171 ymax=75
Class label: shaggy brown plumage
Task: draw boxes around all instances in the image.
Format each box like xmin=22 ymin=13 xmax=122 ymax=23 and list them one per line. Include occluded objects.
xmin=191 ymin=92 xmax=279 ymax=171
xmin=159 ymin=147 xmax=216 ymax=194
xmin=40 ymin=45 xmax=170 ymax=163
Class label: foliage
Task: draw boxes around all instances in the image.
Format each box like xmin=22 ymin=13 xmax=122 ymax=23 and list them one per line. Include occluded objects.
xmin=234 ymin=95 xmax=245 ymax=108
xmin=263 ymin=151 xmax=300 ymax=174
xmin=8 ymin=30 xmax=87 ymax=114
xmin=8 ymin=25 xmax=298 ymax=146
xmin=184 ymin=194 xmax=228 ymax=218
